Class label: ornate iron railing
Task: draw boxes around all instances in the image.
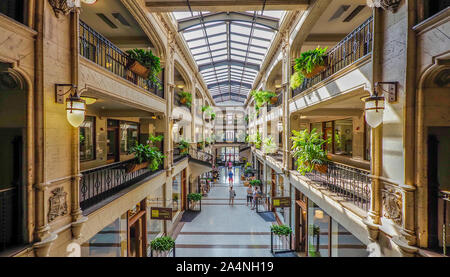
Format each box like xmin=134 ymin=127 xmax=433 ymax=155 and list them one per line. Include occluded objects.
xmin=292 ymin=17 xmax=373 ymax=98
xmin=188 ymin=147 xmax=213 ymax=165
xmin=80 ymin=159 xmax=162 ymax=210
xmin=79 ymin=20 xmax=164 ymax=99
xmin=300 ymin=162 xmax=371 ymax=211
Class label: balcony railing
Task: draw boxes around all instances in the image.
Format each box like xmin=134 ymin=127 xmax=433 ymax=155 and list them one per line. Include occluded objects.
xmin=189 ymin=148 xmax=213 ymax=165
xmin=292 ymin=17 xmax=373 ymax=98
xmin=80 ymin=159 xmax=162 ymax=210
xmin=295 ymin=161 xmax=371 ymax=212
xmin=79 ymin=20 xmax=164 ymax=99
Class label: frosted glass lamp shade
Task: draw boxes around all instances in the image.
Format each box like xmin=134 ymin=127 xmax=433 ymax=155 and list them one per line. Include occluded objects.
xmin=66 ymin=98 xmax=86 ymax=128
xmin=364 ymin=95 xmax=385 ymax=128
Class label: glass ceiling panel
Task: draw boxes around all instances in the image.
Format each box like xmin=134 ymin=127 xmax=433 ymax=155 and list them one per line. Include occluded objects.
xmin=174 ymin=10 xmax=284 ymax=104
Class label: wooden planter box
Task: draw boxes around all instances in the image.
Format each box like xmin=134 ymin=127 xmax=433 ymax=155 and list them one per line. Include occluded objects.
xmin=127 ymin=60 xmax=150 ymax=78
xmin=244 ymin=181 xmax=250 ymax=187
xmin=126 ymin=161 xmax=149 ymax=173
xmin=301 ymin=56 xmax=328 ymax=78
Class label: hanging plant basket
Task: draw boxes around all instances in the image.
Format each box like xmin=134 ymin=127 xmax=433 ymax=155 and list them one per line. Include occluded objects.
xmin=126 ymin=161 xmax=149 ymax=173
xmin=180 ymin=97 xmax=187 ymax=104
xmin=270 ymin=96 xmax=278 ymax=105
xmin=314 ymin=163 xmax=328 ymax=174
xmin=127 ymin=60 xmax=150 ymax=78
xmin=300 ymin=56 xmax=328 ymax=78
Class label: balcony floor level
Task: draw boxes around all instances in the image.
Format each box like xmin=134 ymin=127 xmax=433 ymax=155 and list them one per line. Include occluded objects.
xmin=175 ymin=167 xmax=275 ymax=257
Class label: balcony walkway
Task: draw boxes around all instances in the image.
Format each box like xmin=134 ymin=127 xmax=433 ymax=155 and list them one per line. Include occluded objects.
xmin=174 ymin=166 xmax=275 ymax=257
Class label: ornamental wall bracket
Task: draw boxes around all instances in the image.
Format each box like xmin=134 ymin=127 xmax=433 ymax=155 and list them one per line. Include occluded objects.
xmin=382 ymin=187 xmax=403 ymax=226
xmin=366 ymin=0 xmax=402 ymax=13
xmin=48 ymin=0 xmax=80 ymax=18
xmin=48 ymin=187 xmax=68 ymax=222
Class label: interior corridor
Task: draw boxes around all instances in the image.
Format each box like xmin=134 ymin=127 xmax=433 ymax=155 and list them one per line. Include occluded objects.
xmin=175 ymin=167 xmax=275 ymax=257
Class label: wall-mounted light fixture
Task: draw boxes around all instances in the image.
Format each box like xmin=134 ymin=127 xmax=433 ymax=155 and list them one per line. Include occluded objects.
xmin=55 ymin=84 xmax=86 ymax=128
xmin=81 ymin=0 xmax=97 ymax=4
xmin=362 ymin=81 xmax=398 ymax=128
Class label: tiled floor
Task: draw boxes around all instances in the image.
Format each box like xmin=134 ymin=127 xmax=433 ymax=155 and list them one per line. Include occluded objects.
xmin=175 ymin=167 xmax=275 ymax=257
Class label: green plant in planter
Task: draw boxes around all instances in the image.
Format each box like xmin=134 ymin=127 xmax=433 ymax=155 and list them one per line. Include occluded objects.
xmin=290 ymin=47 xmax=327 ymax=89
xmin=197 ymin=141 xmax=204 ymax=150
xmin=251 ymin=90 xmax=277 ymax=110
xmin=294 ymin=47 xmax=327 ymax=74
xmin=263 ymin=137 xmax=277 ymax=154
xmin=178 ymin=91 xmax=192 ymax=108
xmin=249 ymin=179 xmax=262 ymax=187
xmin=129 ymin=142 xmax=165 ymax=171
xmin=244 ymin=115 xmax=249 ymax=123
xmin=255 ymin=131 xmax=262 ymax=149
xmin=79 ymin=134 xmax=85 ymax=144
xmin=148 ymin=134 xmax=163 ymax=145
xmin=126 ymin=48 xmax=162 ymax=88
xmin=150 ymin=236 xmax=175 ymax=252
xmin=290 ymin=71 xmax=304 ymax=89
xmin=290 ymin=128 xmax=330 ymax=175
xmin=178 ymin=139 xmax=190 ymax=155
xmin=202 ymin=105 xmax=216 ymax=120
xmin=187 ymin=193 xmax=202 ymax=202
xmin=271 ymin=225 xmax=292 ymax=236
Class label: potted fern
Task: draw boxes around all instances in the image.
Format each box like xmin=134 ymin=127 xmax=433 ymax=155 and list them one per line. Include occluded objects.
xmin=178 ymin=91 xmax=192 ymax=108
xmin=290 ymin=128 xmax=330 ymax=175
xmin=251 ymin=90 xmax=278 ymax=110
xmin=290 ymin=47 xmax=328 ymax=89
xmin=178 ymin=139 xmax=190 ymax=155
xmin=202 ymin=105 xmax=216 ymax=121
xmin=263 ymin=137 xmax=277 ymax=154
xmin=128 ymin=142 xmax=165 ymax=173
xmin=126 ymin=48 xmax=161 ymax=87
xmin=150 ymin=236 xmax=175 ymax=257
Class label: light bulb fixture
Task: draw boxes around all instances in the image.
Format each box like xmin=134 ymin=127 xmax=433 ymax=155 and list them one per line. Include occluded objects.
xmin=55 ymin=84 xmax=86 ymax=128
xmin=81 ymin=96 xmax=97 ymax=105
xmin=314 ymin=209 xmax=324 ymax=219
xmin=362 ymin=81 xmax=397 ymax=128
xmin=81 ymin=0 xmax=97 ymax=4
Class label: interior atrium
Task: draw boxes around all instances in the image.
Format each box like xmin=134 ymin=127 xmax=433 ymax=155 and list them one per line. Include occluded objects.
xmin=0 ymin=0 xmax=449 ymax=259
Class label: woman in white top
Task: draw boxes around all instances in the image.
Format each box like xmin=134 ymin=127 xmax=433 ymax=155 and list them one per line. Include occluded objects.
xmin=229 ymin=185 xmax=236 ymax=206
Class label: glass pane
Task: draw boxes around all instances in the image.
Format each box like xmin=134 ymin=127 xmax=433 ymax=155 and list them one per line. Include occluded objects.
xmin=80 ymin=116 xmax=95 ymax=161
xmin=308 ymin=200 xmax=330 ymax=257
xmin=334 ymin=118 xmax=353 ymax=156
xmin=120 ymin=122 xmax=139 ymax=154
xmin=331 ymin=219 xmax=369 ymax=257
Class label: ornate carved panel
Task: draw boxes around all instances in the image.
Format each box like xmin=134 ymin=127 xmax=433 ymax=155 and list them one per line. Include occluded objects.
xmin=382 ymin=185 xmax=403 ymax=225
xmin=366 ymin=0 xmax=402 ymax=13
xmin=48 ymin=187 xmax=68 ymax=222
xmin=48 ymin=0 xmax=80 ymax=18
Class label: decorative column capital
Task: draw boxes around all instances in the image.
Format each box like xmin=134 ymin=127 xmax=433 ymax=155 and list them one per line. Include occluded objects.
xmin=48 ymin=0 xmax=80 ymax=18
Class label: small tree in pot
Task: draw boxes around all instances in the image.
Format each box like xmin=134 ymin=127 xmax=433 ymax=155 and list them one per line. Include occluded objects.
xmin=187 ymin=192 xmax=202 ymax=211
xmin=150 ymin=236 xmax=175 ymax=257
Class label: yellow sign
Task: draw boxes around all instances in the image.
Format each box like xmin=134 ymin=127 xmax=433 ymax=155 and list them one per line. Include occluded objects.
xmin=151 ymin=209 xmax=159 ymax=217
xmin=273 ymin=199 xmax=280 ymax=206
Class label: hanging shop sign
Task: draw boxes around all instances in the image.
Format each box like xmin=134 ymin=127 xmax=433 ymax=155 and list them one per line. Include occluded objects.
xmin=150 ymin=207 xmax=173 ymax=220
xmin=272 ymin=197 xmax=291 ymax=208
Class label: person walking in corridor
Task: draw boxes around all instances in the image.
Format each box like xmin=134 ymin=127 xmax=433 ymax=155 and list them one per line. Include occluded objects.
xmin=246 ymin=185 xmax=253 ymax=206
xmin=251 ymin=186 xmax=259 ymax=210
xmin=229 ymin=185 xmax=236 ymax=206
xmin=228 ymin=169 xmax=233 ymax=186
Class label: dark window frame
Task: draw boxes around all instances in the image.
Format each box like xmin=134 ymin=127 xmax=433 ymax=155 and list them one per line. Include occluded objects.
xmin=80 ymin=115 xmax=96 ymax=162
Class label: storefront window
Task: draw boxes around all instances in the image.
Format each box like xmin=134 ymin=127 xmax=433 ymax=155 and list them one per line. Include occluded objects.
xmin=324 ymin=121 xmax=333 ymax=152
xmin=334 ymin=118 xmax=353 ymax=156
xmin=331 ymin=219 xmax=369 ymax=257
xmin=311 ymin=122 xmax=322 ymax=134
xmin=120 ymin=121 xmax=139 ymax=154
xmin=172 ymin=173 xmax=181 ymax=215
xmin=307 ymin=200 xmax=330 ymax=257
xmin=0 ymin=0 xmax=26 ymax=24
xmin=81 ymin=213 xmax=127 ymax=257
xmin=80 ymin=116 xmax=95 ymax=161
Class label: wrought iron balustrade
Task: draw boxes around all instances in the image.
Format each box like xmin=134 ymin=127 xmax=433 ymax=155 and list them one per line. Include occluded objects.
xmin=173 ymin=147 xmax=188 ymax=164
xmin=79 ymin=20 xmax=164 ymax=99
xmin=292 ymin=16 xmax=373 ymax=98
xmin=80 ymin=159 xmax=162 ymax=210
xmin=300 ymin=161 xmax=371 ymax=212
xmin=188 ymin=147 xmax=213 ymax=165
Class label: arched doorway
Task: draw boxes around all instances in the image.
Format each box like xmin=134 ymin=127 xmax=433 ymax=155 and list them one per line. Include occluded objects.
xmin=417 ymin=65 xmax=450 ymax=253
xmin=0 ymin=62 xmax=28 ymax=252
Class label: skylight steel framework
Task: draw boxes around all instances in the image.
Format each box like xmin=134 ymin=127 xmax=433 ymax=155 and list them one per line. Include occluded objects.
xmin=174 ymin=10 xmax=283 ymax=104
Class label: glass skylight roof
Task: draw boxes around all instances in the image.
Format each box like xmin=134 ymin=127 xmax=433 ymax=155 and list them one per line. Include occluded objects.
xmin=174 ymin=10 xmax=284 ymax=105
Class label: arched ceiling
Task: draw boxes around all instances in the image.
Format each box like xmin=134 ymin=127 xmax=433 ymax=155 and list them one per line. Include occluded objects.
xmin=173 ymin=10 xmax=284 ymax=106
